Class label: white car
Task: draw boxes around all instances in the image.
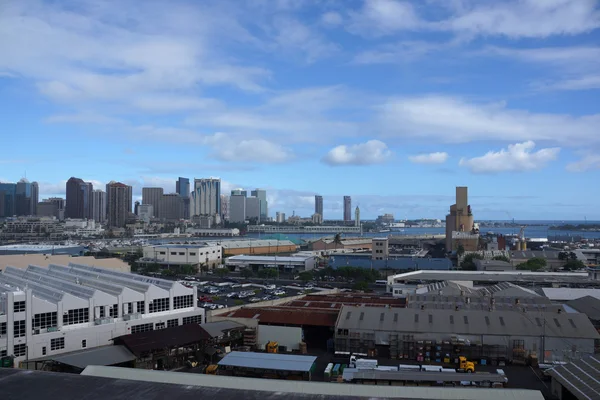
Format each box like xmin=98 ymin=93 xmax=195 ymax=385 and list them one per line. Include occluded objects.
xmin=249 ymin=297 xmax=261 ymax=303
xmin=273 ymin=290 xmax=286 ymax=296
xmin=265 ymin=284 xmax=276 ymax=290
xmin=226 ymin=292 xmax=238 ymax=298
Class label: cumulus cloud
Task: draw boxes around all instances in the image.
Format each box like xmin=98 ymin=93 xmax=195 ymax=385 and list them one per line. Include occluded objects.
xmin=204 ymin=133 xmax=293 ymax=164
xmin=459 ymin=141 xmax=560 ymax=173
xmin=566 ymin=154 xmax=600 ymax=172
xmin=322 ymin=140 xmax=392 ymax=166
xmin=321 ymin=11 xmax=343 ymax=26
xmin=409 ymin=152 xmax=449 ymax=164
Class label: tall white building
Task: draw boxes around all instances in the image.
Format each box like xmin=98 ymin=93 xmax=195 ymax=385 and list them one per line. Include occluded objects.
xmin=276 ymin=212 xmax=286 ymax=223
xmin=191 ymin=178 xmax=221 ymax=217
xmin=92 ymin=190 xmax=107 ymax=224
xmin=0 ymin=264 xmax=202 ymax=364
xmin=220 ymin=194 xmax=229 ymax=221
xmin=250 ymin=189 xmax=268 ymax=220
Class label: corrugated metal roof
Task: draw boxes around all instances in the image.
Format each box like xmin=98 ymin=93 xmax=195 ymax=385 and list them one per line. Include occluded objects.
xmin=82 ymin=365 xmax=545 ymax=400
xmin=218 ymin=351 xmax=317 ymax=372
xmin=199 ymin=321 xmax=245 ymax=338
xmin=547 ymin=356 xmax=600 ymax=400
xmin=392 ymin=270 xmax=589 ymax=284
xmin=336 ymin=305 xmax=600 ymax=339
xmin=226 ymin=255 xmax=311 ymax=263
xmin=566 ymin=296 xmax=600 ymax=321
xmin=224 ymin=307 xmax=338 ymax=327
xmin=542 ymin=288 xmax=600 ymax=301
xmin=221 ymin=240 xmax=296 ymax=249
xmin=114 ymin=324 xmax=210 ymax=357
xmin=48 ymin=345 xmax=135 ymax=369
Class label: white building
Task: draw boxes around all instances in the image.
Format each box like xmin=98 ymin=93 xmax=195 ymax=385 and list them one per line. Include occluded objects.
xmin=142 ymin=244 xmax=222 ymax=269
xmin=276 ymin=212 xmax=286 ymax=223
xmin=64 ymin=219 xmax=105 ymax=237
xmin=0 ymin=263 xmax=202 ymax=364
xmin=191 ymin=178 xmax=221 ymax=217
xmin=137 ymin=204 xmax=154 ymax=223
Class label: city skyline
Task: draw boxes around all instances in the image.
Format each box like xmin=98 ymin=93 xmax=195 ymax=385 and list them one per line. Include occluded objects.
xmin=1 ymin=1 xmax=600 ymax=220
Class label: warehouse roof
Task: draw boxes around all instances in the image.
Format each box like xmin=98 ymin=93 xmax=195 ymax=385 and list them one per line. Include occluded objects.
xmin=226 ymin=255 xmax=312 ymax=263
xmin=223 ymin=307 xmax=339 ymax=327
xmin=509 ymin=250 xmax=561 ymax=259
xmin=542 ymin=288 xmax=600 ymax=301
xmin=391 ymin=270 xmax=589 ymax=284
xmin=32 ymin=345 xmax=135 ymax=369
xmin=415 ymin=281 xmax=542 ymax=300
xmin=218 ymin=351 xmax=316 ymax=372
xmin=336 ymin=305 xmax=600 ymax=339
xmin=221 ymin=239 xmax=296 ymax=249
xmin=81 ymin=365 xmax=544 ymax=400
xmin=114 ymin=324 xmax=210 ymax=357
xmin=547 ymin=356 xmax=600 ymax=400
xmin=199 ymin=321 xmax=245 ymax=338
xmin=0 ymin=254 xmax=130 ymax=271
xmin=565 ymin=296 xmax=600 ymax=321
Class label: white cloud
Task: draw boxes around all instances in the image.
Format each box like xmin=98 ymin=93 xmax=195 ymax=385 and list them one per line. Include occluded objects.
xmin=271 ymin=17 xmax=339 ymax=63
xmin=321 ymin=12 xmax=343 ymax=27
xmin=378 ymin=95 xmax=600 ymax=146
xmin=566 ymin=154 xmax=600 ymax=172
xmin=203 ymin=133 xmax=293 ymax=164
xmin=409 ymin=152 xmax=449 ymax=164
xmin=322 ymin=140 xmax=392 ymax=166
xmin=348 ymin=0 xmax=420 ymax=36
xmin=44 ymin=113 xmax=125 ymax=125
xmin=459 ymin=141 xmax=560 ymax=173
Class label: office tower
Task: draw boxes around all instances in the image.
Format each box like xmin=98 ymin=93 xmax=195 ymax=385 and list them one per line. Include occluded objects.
xmin=355 ymin=206 xmax=360 ymax=227
xmin=106 ymin=181 xmax=132 ymax=228
xmin=142 ymin=187 xmax=163 ymax=218
xmin=176 ymin=177 xmax=191 ymax=219
xmin=160 ymin=193 xmax=184 ymax=221
xmin=191 ymin=178 xmax=221 ymax=217
xmin=445 ymin=186 xmax=475 ymax=251
xmin=15 ymin=178 xmax=38 ymax=216
xmin=250 ymin=188 xmax=268 ymax=220
xmin=47 ymin=197 xmax=65 ymax=220
xmin=343 ymin=196 xmax=352 ymax=222
xmin=134 ymin=201 xmax=140 ymax=216
xmin=220 ymin=194 xmax=229 ymax=221
xmin=229 ymin=189 xmax=246 ymax=223
xmin=37 ymin=201 xmax=58 ymax=218
xmin=315 ymin=195 xmax=323 ymax=219
xmin=137 ymin=204 xmax=153 ymax=222
xmin=276 ymin=212 xmax=286 ymax=223
xmin=246 ymin=196 xmax=261 ymax=222
xmin=0 ymin=182 xmax=17 ymax=217
xmin=65 ymin=177 xmax=93 ymax=219
xmin=92 ymin=190 xmax=107 ymax=223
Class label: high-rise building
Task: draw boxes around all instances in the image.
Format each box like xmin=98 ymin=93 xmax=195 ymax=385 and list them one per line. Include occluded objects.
xmin=315 ymin=195 xmax=323 ymax=219
xmin=220 ymin=194 xmax=229 ymax=221
xmin=106 ymin=181 xmax=132 ymax=228
xmin=65 ymin=177 xmax=93 ymax=219
xmin=46 ymin=197 xmax=65 ymax=220
xmin=229 ymin=189 xmax=246 ymax=223
xmin=246 ymin=196 xmax=261 ymax=222
xmin=160 ymin=193 xmax=184 ymax=221
xmin=137 ymin=204 xmax=153 ymax=223
xmin=276 ymin=212 xmax=286 ymax=223
xmin=92 ymin=190 xmax=107 ymax=223
xmin=176 ymin=177 xmax=191 ymax=219
xmin=142 ymin=187 xmax=163 ymax=218
xmin=250 ymin=189 xmax=268 ymax=220
xmin=343 ymin=196 xmax=352 ymax=222
xmin=37 ymin=201 xmax=58 ymax=218
xmin=191 ymin=178 xmax=221 ymax=217
xmin=15 ymin=178 xmax=38 ymax=216
xmin=445 ymin=186 xmax=475 ymax=251
xmin=355 ymin=206 xmax=361 ymax=227
xmin=0 ymin=182 xmax=16 ymax=217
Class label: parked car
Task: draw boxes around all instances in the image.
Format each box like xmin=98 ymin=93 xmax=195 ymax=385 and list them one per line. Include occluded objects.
xmin=273 ymin=290 xmax=286 ymax=296
xmin=249 ymin=297 xmax=261 ymax=303
xmin=264 ymin=284 xmax=276 ymax=290
xmin=226 ymin=292 xmax=238 ymax=298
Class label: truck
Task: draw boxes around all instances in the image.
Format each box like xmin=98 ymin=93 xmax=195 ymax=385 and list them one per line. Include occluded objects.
xmin=349 ymin=355 xmax=377 ymax=370
xmin=452 ymin=356 xmax=475 ymax=373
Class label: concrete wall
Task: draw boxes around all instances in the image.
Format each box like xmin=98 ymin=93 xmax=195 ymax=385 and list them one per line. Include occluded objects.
xmin=258 ymin=325 xmax=303 ymax=351
xmin=223 ymin=244 xmax=297 ymax=256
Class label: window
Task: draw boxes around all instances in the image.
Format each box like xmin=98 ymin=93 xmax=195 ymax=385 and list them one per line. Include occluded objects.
xmin=14 ymin=320 xmax=26 ymax=337
xmin=33 ymin=312 xmax=58 ymax=331
xmin=131 ymin=323 xmax=153 ymax=334
xmin=463 ymin=316 xmax=469 ymax=324
xmin=0 ymin=350 xmax=7 ymax=357
xmin=394 ymin=313 xmax=398 ymax=322
xmin=14 ymin=344 xmax=26 ymax=357
xmin=149 ymin=298 xmax=169 ymax=313
xmin=414 ymin=314 xmax=419 ymax=323
xmin=189 ymin=252 xmax=196 ymax=256
xmin=380 ymin=313 xmax=385 ymax=322
xmin=51 ymin=337 xmax=65 ymax=351
xmin=155 ymin=322 xmax=165 ymax=330
xmin=485 ymin=316 xmax=490 ymax=326
xmin=82 ymin=340 xmax=87 ymax=348
xmin=42 ymin=347 xmax=47 ymax=356
xmin=554 ymin=318 xmax=561 ymax=328
xmin=499 ymin=316 xmax=505 ymax=326
xmin=535 ymin=317 xmax=542 ymax=327
xmin=182 ymin=315 xmax=202 ymax=325
xmin=159 ymin=251 xmax=166 ymax=255
xmin=178 ymin=252 xmax=185 ymax=256
xmin=64 ymin=308 xmax=89 ymax=325
xmin=174 ymin=295 xmax=193 ymax=309
xmin=359 ymin=312 xmax=364 ymax=321
xmin=110 ymin=304 xmax=118 ymax=318
xmin=167 ymin=319 xmax=179 ymax=328
xmin=345 ymin=311 xmax=351 ymax=320
xmin=14 ymin=301 xmax=26 ymax=313
xmin=0 ymin=322 xmax=6 ymax=335
xmin=170 ymin=252 xmax=176 ymax=255
xmin=449 ymin=315 xmax=454 ymax=324
xmin=568 ymin=319 xmax=576 ymax=329
xmin=99 ymin=307 xmax=106 ymax=318
xmin=428 ymin=314 xmax=433 ymax=323
xmin=137 ymin=301 xmax=145 ymax=314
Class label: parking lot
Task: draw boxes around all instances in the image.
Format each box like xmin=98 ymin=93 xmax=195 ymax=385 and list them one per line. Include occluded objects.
xmin=182 ymin=279 xmax=320 ymax=310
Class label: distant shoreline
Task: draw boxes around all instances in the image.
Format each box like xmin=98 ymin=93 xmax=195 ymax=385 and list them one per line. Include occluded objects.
xmin=549 ymin=224 xmax=600 ymax=231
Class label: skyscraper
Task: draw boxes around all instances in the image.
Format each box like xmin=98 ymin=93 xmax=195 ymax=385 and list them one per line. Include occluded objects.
xmin=176 ymin=177 xmax=190 ymax=219
xmin=229 ymin=189 xmax=246 ymax=223
xmin=30 ymin=181 xmax=39 ymax=216
xmin=191 ymin=178 xmax=221 ymax=217
xmin=220 ymin=194 xmax=229 ymax=221
xmin=246 ymin=196 xmax=261 ymax=222
xmin=65 ymin=177 xmax=93 ymax=219
xmin=92 ymin=190 xmax=107 ymax=223
xmin=0 ymin=183 xmax=16 ymax=217
xmin=343 ymin=196 xmax=352 ymax=222
xmin=355 ymin=206 xmax=360 ymax=227
xmin=160 ymin=193 xmax=184 ymax=221
xmin=15 ymin=178 xmax=38 ymax=216
xmin=315 ymin=195 xmax=323 ymax=219
xmin=142 ymin=187 xmax=163 ymax=218
xmin=106 ymin=181 xmax=132 ymax=228
xmin=250 ymin=189 xmax=268 ymax=220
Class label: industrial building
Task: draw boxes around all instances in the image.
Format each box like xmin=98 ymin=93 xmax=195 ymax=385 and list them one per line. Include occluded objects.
xmin=327 ymin=253 xmax=452 ymax=271
xmin=547 ymin=355 xmax=600 ymax=400
xmin=310 ymin=237 xmax=372 ymax=252
xmin=0 ymin=244 xmax=85 ymax=256
xmin=0 ymin=263 xmax=203 ymax=365
xmin=225 ymin=254 xmax=316 ymax=273
xmin=220 ymin=239 xmax=297 ymax=256
xmin=334 ymin=305 xmax=599 ymax=363
xmin=141 ymin=243 xmax=222 ymax=269
xmin=0 ymin=254 xmax=131 ymax=272
xmin=217 ymin=351 xmax=317 ymax=380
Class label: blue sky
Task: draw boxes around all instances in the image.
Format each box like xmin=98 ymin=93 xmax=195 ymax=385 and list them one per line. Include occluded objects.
xmin=1 ymin=0 xmax=600 ymax=220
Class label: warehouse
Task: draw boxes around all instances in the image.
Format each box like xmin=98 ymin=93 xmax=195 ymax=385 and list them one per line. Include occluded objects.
xmin=220 ymin=239 xmax=297 ymax=256
xmin=547 ymin=355 xmax=600 ymax=400
xmin=0 ymin=263 xmax=203 ymax=365
xmin=225 ymin=254 xmax=316 ymax=272
xmin=334 ymin=305 xmax=600 ymax=363
xmin=217 ymin=351 xmax=317 ymax=380
xmin=141 ymin=243 xmax=222 ymax=269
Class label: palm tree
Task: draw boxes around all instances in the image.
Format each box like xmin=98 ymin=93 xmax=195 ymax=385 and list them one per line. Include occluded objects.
xmin=333 ymin=233 xmax=342 ymax=252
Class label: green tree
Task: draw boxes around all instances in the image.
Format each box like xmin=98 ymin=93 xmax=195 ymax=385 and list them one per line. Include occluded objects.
xmin=241 ymin=268 xmax=254 ymax=279
xmin=146 ymin=263 xmax=160 ymax=273
xmin=215 ymin=268 xmax=229 ymax=278
xmin=333 ymin=233 xmax=342 ymax=251
xmin=161 ymin=269 xmax=176 ymax=277
xmin=299 ymin=271 xmax=313 ymax=282
xmin=456 ymin=245 xmax=465 ymax=257
xmin=258 ymin=268 xmax=278 ymax=279
xmin=492 ymin=255 xmax=510 ymax=262
xmin=234 ymin=300 xmax=244 ymax=306
xmin=353 ymin=281 xmax=369 ymax=291
xmin=516 ymin=257 xmax=547 ymax=271
xmin=562 ymin=259 xmax=585 ymax=271
xmin=460 ymin=253 xmax=484 ymax=270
